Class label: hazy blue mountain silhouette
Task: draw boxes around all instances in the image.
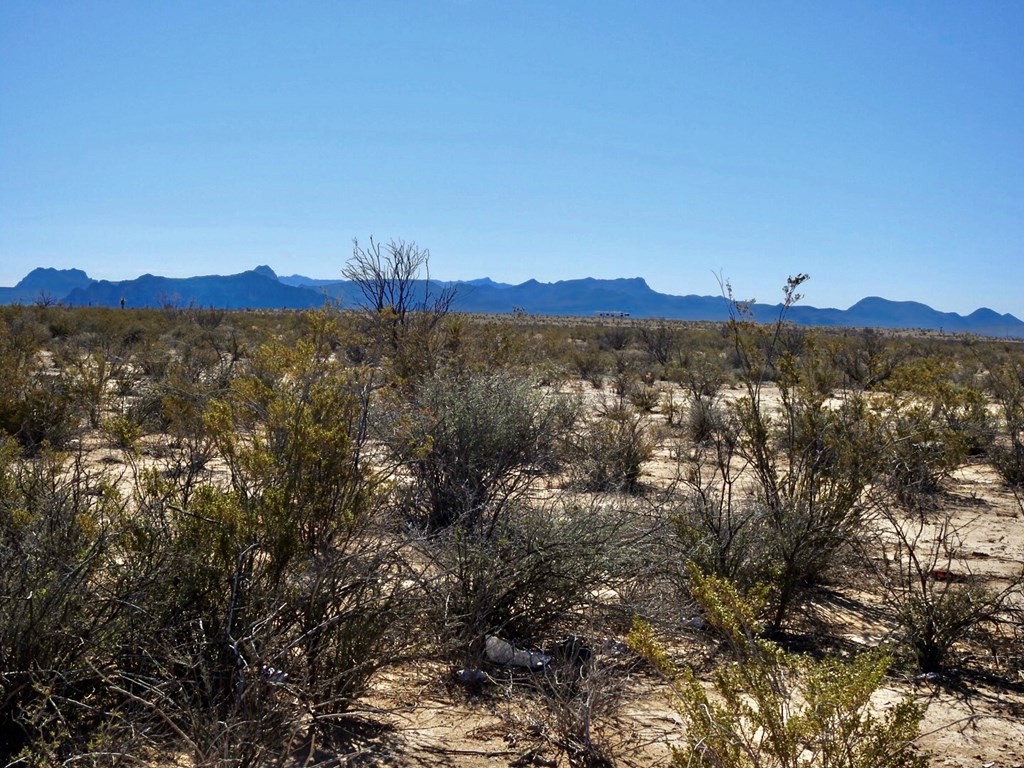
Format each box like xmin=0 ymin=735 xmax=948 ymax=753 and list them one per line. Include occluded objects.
xmin=278 ymin=272 xmax=344 ymax=287
xmin=0 ymin=267 xmax=94 ymax=304
xmin=62 ymin=268 xmax=330 ymax=309
xmin=449 ymin=277 xmax=1024 ymax=337
xmin=2 ymin=267 xmax=1021 ymax=337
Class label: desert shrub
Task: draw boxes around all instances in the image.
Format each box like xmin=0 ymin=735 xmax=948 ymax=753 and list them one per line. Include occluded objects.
xmin=57 ymin=346 xmax=112 ymax=430
xmin=672 ymin=349 xmax=727 ymax=399
xmin=469 ymin=318 xmax=534 ymax=371
xmin=629 ymin=568 xmax=926 ymax=768
xmin=672 ymin=410 xmax=775 ymax=595
xmin=575 ymin=402 xmax=654 ymax=493
xmin=343 ymin=237 xmax=456 ymax=382
xmin=990 ymin=442 xmax=1024 ymax=487
xmin=572 ymin=345 xmax=611 ymax=389
xmin=203 ymin=310 xmax=383 ymax=552
xmin=609 ymin=367 xmax=660 ymax=410
xmin=523 ymin=649 xmax=635 ymax=768
xmin=873 ymin=508 xmax=1023 ymax=672
xmin=96 ymin=311 xmax=411 ymax=761
xmin=639 ymin=323 xmax=679 ymax=366
xmin=986 ymin=356 xmax=1024 ymax=486
xmin=628 ymin=381 xmax=661 ymax=412
xmin=882 ymin=405 xmax=960 ymax=500
xmin=0 ymin=373 xmax=81 ymax=454
xmin=389 ymin=370 xmax=577 ymax=531
xmin=660 ymin=387 xmax=682 ymax=426
xmin=611 ymin=369 xmax=638 ymax=398
xmin=131 ymin=324 xmax=247 ymax=503
xmin=832 ymin=328 xmax=908 ymax=390
xmin=0 ymin=442 xmax=129 ymax=761
xmin=877 ymin=359 xmax=992 ymax=503
xmin=684 ymin=393 xmax=729 ymax=446
xmin=419 ymin=500 xmax=637 ymax=660
xmin=129 ymin=506 xmax=405 ymax=764
xmin=101 ymin=412 xmax=141 ymax=452
xmin=0 ymin=313 xmax=82 ymax=453
xmin=739 ymin=392 xmax=881 ymax=631
xmin=95 ymin=480 xmax=408 ymax=766
xmin=723 ymin=276 xmax=884 ymax=631
xmin=613 ymin=347 xmax=654 ymax=378
xmin=595 ymin=324 xmax=633 ymax=352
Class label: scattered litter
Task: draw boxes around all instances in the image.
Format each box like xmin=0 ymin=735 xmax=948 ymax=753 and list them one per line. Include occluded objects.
xmin=260 ymin=666 xmax=288 ymax=684
xmin=484 ymin=635 xmax=550 ymax=670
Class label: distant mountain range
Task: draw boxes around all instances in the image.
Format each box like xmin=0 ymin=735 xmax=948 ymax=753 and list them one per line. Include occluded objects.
xmin=2 ymin=266 xmax=1022 ymax=338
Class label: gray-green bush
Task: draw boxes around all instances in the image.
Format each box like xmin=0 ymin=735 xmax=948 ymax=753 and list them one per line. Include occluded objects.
xmin=390 ymin=370 xmax=577 ymax=531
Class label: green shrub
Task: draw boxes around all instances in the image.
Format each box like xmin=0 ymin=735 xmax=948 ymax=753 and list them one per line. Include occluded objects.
xmin=629 ymin=568 xmax=927 ymax=768
xmin=0 ymin=374 xmax=80 ymax=453
xmin=723 ymin=277 xmax=883 ymax=631
xmin=684 ymin=394 xmax=729 ymax=446
xmin=205 ymin=312 xmax=383 ymax=558
xmin=877 ymin=359 xmax=989 ymax=503
xmin=99 ymin=310 xmax=413 ymax=761
xmin=0 ymin=313 xmax=81 ymax=453
xmin=572 ymin=345 xmax=611 ymax=389
xmin=986 ymin=356 xmax=1024 ymax=486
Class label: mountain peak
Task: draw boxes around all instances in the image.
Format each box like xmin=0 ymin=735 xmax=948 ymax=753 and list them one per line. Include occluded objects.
xmin=252 ymin=265 xmax=277 ymax=280
xmin=17 ymin=267 xmax=91 ymax=289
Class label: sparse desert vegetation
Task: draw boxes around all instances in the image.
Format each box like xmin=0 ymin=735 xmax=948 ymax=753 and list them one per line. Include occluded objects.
xmin=1 ymin=275 xmax=1023 ymax=767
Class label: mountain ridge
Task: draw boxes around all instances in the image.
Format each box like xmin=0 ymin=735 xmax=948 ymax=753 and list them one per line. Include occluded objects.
xmin=1 ymin=266 xmax=1021 ymax=338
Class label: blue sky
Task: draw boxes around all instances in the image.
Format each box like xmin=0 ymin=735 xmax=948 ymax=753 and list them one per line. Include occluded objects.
xmin=2 ymin=1 xmax=1022 ymax=315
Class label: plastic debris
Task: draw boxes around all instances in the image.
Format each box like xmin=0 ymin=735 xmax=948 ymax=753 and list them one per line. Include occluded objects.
xmin=484 ymin=635 xmax=551 ymax=670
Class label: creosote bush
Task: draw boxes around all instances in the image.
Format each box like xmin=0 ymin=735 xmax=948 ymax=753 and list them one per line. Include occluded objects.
xmin=986 ymin=356 xmax=1024 ymax=486
xmin=629 ymin=567 xmax=926 ymax=768
xmin=877 ymin=359 xmax=992 ymax=504
xmin=0 ymin=441 xmax=127 ymax=759
xmin=1 ymin=309 xmax=414 ymax=764
xmin=719 ymin=276 xmax=884 ymax=632
xmin=0 ymin=311 xmax=81 ymax=453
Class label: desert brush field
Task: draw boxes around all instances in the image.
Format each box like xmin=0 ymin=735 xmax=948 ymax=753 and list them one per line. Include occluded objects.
xmin=1 ymin=294 xmax=1022 ymax=767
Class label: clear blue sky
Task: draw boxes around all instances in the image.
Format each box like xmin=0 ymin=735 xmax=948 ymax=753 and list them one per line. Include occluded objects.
xmin=2 ymin=1 xmax=1022 ymax=315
